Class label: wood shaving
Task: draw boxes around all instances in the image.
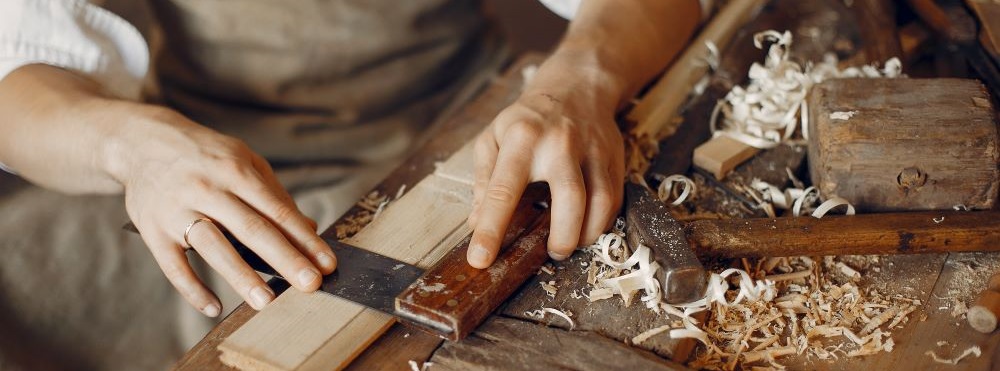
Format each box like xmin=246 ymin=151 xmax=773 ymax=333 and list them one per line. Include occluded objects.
xmin=829 ymin=111 xmax=858 ymax=121
xmin=925 ymin=345 xmax=981 ymax=365
xmin=525 ymin=307 xmax=575 ymax=330
xmin=540 ymin=281 xmax=559 ymax=298
xmin=655 ymin=174 xmax=697 ymax=205
xmin=408 ymin=360 xmax=433 ymax=371
xmin=335 ymin=191 xmax=389 ymax=238
xmin=584 ymin=232 xmax=920 ymax=370
xmin=538 ymin=264 xmax=555 ymax=275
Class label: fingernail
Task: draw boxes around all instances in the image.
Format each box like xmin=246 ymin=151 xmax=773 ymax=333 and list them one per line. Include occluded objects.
xmin=298 ymin=268 xmax=320 ymax=287
xmin=316 ymin=252 xmax=336 ymax=271
xmin=549 ymin=251 xmax=570 ymax=261
xmin=249 ymin=286 xmax=274 ymax=309
xmin=202 ymin=303 xmax=221 ymax=318
xmin=467 ymin=245 xmax=491 ymax=267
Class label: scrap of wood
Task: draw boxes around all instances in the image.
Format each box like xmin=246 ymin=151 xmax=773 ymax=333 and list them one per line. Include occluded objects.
xmin=693 ymin=135 xmax=760 ymax=180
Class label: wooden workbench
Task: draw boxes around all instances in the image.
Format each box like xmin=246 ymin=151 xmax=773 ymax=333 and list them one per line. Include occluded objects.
xmin=173 ymin=1 xmax=1000 ymax=369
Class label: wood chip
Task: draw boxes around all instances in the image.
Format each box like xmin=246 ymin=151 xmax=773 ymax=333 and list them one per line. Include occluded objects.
xmin=926 ymin=346 xmax=982 ymax=365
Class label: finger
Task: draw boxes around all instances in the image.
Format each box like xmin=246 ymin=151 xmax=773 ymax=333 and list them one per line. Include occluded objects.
xmin=206 ymin=195 xmax=323 ymax=291
xmin=545 ymin=159 xmax=586 ymax=261
xmin=579 ymin=159 xmax=621 ymax=245
xmin=184 ymin=215 xmax=277 ymax=310
xmin=239 ymin=156 xmax=336 ymax=274
xmin=470 ymin=130 xmax=499 ymax=227
xmin=468 ymin=138 xmax=533 ymax=269
xmin=143 ymin=231 xmax=222 ymax=317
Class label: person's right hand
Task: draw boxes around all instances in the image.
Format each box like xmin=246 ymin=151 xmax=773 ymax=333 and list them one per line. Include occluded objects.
xmin=106 ymin=104 xmax=336 ymax=316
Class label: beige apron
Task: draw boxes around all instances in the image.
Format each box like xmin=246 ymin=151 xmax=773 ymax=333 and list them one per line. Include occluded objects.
xmin=0 ymin=1 xmax=502 ymax=369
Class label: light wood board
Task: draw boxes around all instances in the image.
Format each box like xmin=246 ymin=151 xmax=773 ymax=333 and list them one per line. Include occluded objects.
xmin=218 ymin=141 xmax=478 ymax=370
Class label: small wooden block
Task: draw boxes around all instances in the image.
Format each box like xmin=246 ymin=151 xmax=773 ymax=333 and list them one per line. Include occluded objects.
xmin=969 ymin=290 xmax=1000 ymax=333
xmin=692 ymin=135 xmax=760 ymax=180
xmin=807 ymin=78 xmax=1000 ymax=212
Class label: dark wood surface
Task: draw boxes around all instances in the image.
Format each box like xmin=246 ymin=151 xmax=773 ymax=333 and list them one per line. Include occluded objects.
xmin=396 ymin=185 xmax=551 ymax=341
xmin=687 ymin=211 xmax=1000 ymax=258
xmin=429 ymin=317 xmax=688 ymax=371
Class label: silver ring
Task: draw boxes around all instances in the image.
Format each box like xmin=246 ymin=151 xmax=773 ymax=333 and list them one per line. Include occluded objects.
xmin=183 ymin=217 xmax=214 ymax=250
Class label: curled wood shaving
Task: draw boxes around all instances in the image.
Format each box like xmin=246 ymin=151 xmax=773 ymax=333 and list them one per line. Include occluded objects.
xmin=408 ymin=360 xmax=433 ymax=371
xmin=926 ymin=346 xmax=982 ymax=365
xmin=525 ymin=307 xmax=575 ymax=330
xmin=655 ymin=174 xmax=697 ymax=205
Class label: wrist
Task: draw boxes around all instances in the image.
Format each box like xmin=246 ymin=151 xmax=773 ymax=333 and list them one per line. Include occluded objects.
xmin=523 ymin=48 xmax=630 ymax=113
xmin=92 ymin=100 xmax=161 ymax=187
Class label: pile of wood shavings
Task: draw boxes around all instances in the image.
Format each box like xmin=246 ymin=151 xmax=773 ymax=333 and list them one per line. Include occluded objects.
xmin=709 ymin=30 xmax=902 ymax=150
xmin=583 ymin=227 xmax=921 ymax=370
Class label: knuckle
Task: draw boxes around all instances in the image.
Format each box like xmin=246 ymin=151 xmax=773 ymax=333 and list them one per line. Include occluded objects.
xmin=270 ymin=203 xmax=300 ymax=225
xmin=160 ymin=262 xmax=188 ymax=283
xmin=591 ymin=189 xmax=617 ymax=212
xmin=240 ymin=215 xmax=273 ymax=238
xmin=485 ymin=184 xmax=518 ymax=204
xmin=505 ymin=121 xmax=542 ymax=142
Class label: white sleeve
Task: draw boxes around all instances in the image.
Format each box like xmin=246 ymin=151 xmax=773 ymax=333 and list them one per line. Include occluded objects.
xmin=0 ymin=0 xmax=150 ymax=100
xmin=538 ymin=0 xmax=714 ymax=21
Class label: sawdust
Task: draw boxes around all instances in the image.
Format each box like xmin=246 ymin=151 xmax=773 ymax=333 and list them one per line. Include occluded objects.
xmin=334 ymin=190 xmax=390 ymax=239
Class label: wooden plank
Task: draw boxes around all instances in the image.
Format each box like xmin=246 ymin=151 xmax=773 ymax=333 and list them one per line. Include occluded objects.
xmin=343 ymin=324 xmax=442 ymax=371
xmin=627 ymin=0 xmax=768 ymax=139
xmin=692 ymin=135 xmax=760 ymax=180
xmin=806 ymin=78 xmax=999 ymax=212
xmin=429 ymin=317 xmax=688 ymax=371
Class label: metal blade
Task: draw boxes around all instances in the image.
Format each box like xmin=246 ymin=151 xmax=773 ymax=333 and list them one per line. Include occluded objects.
xmin=236 ymin=236 xmax=424 ymax=314
xmin=625 ymin=182 xmax=707 ymax=304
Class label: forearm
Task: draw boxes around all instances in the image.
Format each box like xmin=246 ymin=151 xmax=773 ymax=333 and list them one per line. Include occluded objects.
xmin=528 ymin=0 xmax=701 ymax=110
xmin=0 ymin=64 xmax=135 ymax=194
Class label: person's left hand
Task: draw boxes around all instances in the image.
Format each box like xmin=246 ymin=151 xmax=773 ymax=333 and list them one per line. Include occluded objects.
xmin=466 ymin=56 xmax=626 ymax=268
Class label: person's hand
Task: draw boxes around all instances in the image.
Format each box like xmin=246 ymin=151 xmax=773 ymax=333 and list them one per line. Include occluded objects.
xmin=467 ymin=55 xmax=626 ymax=268
xmin=108 ymin=104 xmax=336 ymax=316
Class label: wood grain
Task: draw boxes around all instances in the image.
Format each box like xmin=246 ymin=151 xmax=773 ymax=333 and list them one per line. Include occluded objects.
xmin=343 ymin=324 xmax=442 ymax=371
xmin=807 ymin=78 xmax=999 ymax=212
xmin=429 ymin=317 xmax=688 ymax=371
xmin=396 ymin=184 xmax=550 ymax=340
xmin=687 ymin=211 xmax=1000 ymax=258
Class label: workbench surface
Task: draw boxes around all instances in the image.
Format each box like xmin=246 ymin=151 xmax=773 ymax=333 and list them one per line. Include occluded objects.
xmin=173 ymin=1 xmax=1000 ymax=368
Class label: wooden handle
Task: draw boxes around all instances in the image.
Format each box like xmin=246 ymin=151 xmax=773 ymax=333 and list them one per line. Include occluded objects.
xmin=395 ymin=184 xmax=551 ymax=341
xmin=969 ymin=272 xmax=1000 ymax=333
xmin=686 ymin=211 xmax=1000 ymax=258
